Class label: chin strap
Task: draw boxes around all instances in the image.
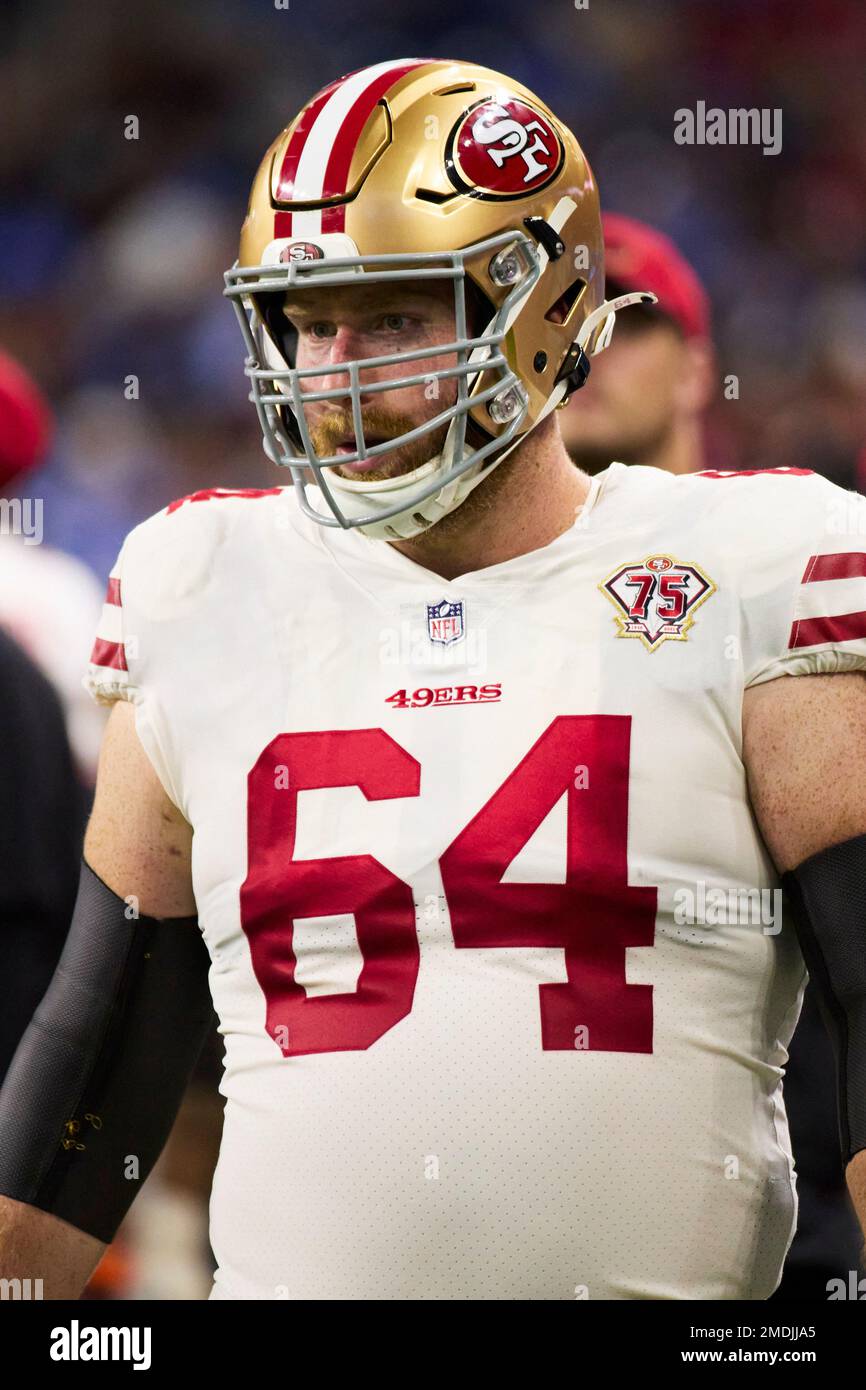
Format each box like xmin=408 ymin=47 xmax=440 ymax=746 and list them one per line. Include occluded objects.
xmin=577 ymin=291 xmax=658 ymax=355
xmin=321 ymin=289 xmax=659 ymax=542
xmin=320 ymin=416 xmax=513 ymax=542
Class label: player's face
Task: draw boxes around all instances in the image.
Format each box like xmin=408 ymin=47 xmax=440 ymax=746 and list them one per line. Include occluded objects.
xmin=285 ymin=280 xmax=459 ymax=481
xmin=559 ymin=315 xmax=690 ymax=471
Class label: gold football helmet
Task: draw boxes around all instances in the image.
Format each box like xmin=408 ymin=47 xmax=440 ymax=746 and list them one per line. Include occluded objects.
xmin=225 ymin=58 xmax=654 ymax=538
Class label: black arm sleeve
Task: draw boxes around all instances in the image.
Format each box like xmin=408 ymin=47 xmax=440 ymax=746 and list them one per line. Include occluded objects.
xmin=782 ymin=833 xmax=866 ymax=1165
xmin=0 ymin=859 xmax=216 ymax=1242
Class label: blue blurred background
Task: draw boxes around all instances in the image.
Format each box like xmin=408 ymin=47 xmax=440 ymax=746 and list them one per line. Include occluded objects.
xmin=2 ymin=0 xmax=865 ymax=580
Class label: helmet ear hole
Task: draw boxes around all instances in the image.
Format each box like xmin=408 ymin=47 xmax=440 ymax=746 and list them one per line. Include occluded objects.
xmin=256 ymin=292 xmax=298 ymax=366
xmin=545 ymin=277 xmax=587 ymax=327
xmin=463 ymin=277 xmax=495 ymax=339
xmin=250 ymin=292 xmax=303 ymax=452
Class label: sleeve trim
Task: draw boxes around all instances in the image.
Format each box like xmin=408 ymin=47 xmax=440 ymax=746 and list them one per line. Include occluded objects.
xmin=746 ymin=648 xmax=866 ymax=689
xmin=85 ymin=549 xmax=134 ymax=703
xmin=790 ymin=610 xmax=866 ymax=650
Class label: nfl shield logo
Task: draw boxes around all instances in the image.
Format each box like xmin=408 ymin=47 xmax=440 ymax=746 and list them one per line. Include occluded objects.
xmin=426 ymin=598 xmax=465 ymax=646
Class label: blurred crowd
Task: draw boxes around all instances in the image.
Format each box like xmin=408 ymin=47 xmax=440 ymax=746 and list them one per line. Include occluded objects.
xmin=2 ymin=0 xmax=865 ymax=578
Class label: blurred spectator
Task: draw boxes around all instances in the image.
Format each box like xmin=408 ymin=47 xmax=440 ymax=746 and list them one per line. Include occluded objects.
xmin=0 ymin=349 xmax=107 ymax=781
xmin=0 ymin=626 xmax=85 ymax=1080
xmin=560 ymin=213 xmax=715 ymax=474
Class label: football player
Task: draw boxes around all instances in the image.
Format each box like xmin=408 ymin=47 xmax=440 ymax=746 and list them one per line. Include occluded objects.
xmin=2 ymin=58 xmax=866 ymax=1300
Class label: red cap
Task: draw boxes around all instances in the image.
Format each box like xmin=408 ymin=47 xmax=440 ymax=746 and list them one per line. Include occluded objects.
xmin=0 ymin=349 xmax=54 ymax=489
xmin=603 ymin=213 xmax=711 ymax=342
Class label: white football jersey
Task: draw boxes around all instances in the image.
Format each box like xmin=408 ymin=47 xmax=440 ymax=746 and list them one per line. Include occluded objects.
xmin=0 ymin=535 xmax=106 ymax=780
xmin=85 ymin=462 xmax=866 ymax=1300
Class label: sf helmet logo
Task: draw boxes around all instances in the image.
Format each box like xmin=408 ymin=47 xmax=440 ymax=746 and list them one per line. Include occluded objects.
xmin=446 ymin=97 xmax=564 ymax=199
xmin=472 ymin=104 xmax=551 ymax=179
xmin=279 ymin=241 xmax=325 ymax=263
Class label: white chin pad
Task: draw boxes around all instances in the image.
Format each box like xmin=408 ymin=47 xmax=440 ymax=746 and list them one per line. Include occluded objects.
xmin=321 ymin=414 xmax=489 ymax=541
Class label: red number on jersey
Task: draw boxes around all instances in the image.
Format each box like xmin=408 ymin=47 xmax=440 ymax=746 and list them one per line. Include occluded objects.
xmin=656 ymin=572 xmax=688 ymax=622
xmin=241 ymin=729 xmax=421 ymax=1055
xmin=441 ymin=716 xmax=656 ymax=1051
xmin=624 ymin=571 xmax=654 ymax=617
xmin=241 ymin=717 xmax=657 ymax=1056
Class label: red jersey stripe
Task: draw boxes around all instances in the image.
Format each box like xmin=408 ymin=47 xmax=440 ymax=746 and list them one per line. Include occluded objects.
xmin=89 ymin=637 xmax=128 ymax=672
xmin=695 ymin=468 xmax=814 ymax=479
xmin=789 ymin=611 xmax=866 ymax=649
xmin=166 ymin=487 xmax=281 ymax=515
xmin=801 ymin=552 xmax=866 ymax=584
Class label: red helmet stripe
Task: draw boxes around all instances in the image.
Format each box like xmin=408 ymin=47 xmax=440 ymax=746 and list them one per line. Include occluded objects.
xmin=319 ymin=59 xmax=433 ymax=233
xmin=273 ymin=59 xmax=435 ymax=238
xmin=274 ymin=73 xmax=355 ymax=204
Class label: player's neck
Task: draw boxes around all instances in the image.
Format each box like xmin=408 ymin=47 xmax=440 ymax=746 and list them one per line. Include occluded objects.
xmin=387 ymin=415 xmax=592 ymax=582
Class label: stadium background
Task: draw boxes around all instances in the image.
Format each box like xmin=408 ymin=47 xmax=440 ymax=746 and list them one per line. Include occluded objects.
xmin=4 ymin=0 xmax=866 ymax=575
xmin=1 ymin=0 xmax=865 ymax=1298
